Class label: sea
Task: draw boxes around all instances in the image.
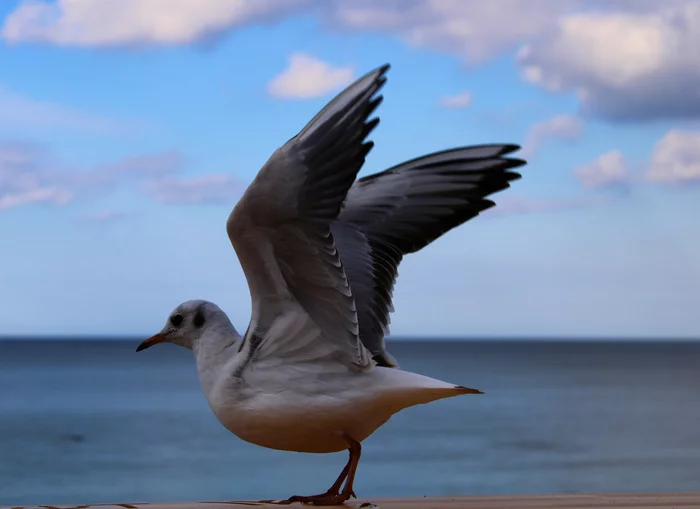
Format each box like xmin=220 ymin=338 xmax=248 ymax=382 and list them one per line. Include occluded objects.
xmin=1 ymin=339 xmax=700 ymax=506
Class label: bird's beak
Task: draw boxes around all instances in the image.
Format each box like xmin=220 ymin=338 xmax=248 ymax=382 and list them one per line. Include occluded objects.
xmin=136 ymin=333 xmax=169 ymax=352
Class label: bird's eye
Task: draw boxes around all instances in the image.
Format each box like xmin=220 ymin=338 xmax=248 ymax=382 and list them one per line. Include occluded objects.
xmin=170 ymin=313 xmax=184 ymax=327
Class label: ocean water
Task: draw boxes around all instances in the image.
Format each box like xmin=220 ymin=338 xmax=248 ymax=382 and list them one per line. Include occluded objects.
xmin=1 ymin=339 xmax=700 ymax=506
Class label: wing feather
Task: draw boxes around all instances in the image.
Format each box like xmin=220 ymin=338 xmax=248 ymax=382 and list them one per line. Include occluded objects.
xmin=335 ymin=144 xmax=526 ymax=365
xmin=226 ymin=64 xmax=390 ymax=371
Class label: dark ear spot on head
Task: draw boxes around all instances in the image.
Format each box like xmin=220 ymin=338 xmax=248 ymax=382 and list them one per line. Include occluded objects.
xmin=193 ymin=309 xmax=206 ymax=328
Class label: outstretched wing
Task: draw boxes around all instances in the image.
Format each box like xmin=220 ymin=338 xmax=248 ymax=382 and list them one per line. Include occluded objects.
xmin=226 ymin=64 xmax=390 ymax=371
xmin=335 ymin=144 xmax=526 ymax=366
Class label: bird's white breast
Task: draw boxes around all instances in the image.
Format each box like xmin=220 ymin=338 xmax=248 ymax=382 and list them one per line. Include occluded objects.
xmin=204 ymin=363 xmax=396 ymax=453
xmin=193 ymin=312 xmax=467 ymax=454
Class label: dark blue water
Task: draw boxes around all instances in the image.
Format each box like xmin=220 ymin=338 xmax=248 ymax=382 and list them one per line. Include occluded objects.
xmin=1 ymin=339 xmax=700 ymax=506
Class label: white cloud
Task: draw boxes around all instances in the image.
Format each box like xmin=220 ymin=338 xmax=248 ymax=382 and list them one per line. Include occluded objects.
xmin=0 ymin=142 xmax=183 ymax=211
xmin=0 ymin=142 xmax=248 ymax=210
xmin=332 ymin=0 xmax=700 ymax=121
xmin=575 ymin=151 xmax=630 ymax=189
xmin=4 ymin=1 xmax=698 ymax=121
xmin=329 ymin=0 xmax=572 ymax=63
xmin=647 ymin=130 xmax=700 ymax=185
xmin=574 ymin=129 xmax=700 ymax=189
xmin=267 ymin=53 xmax=355 ymax=99
xmin=522 ymin=114 xmax=583 ymax=157
xmin=0 ymin=84 xmax=131 ymax=133
xmin=0 ymin=143 xmax=70 ymax=210
xmin=144 ymin=174 xmax=246 ymax=204
xmin=1 ymin=0 xmax=305 ymax=46
xmin=439 ymin=90 xmax=472 ymax=109
xmin=1 ymin=0 xmax=563 ymax=60
xmin=57 ymin=151 xmax=183 ymax=193
xmin=0 ymin=187 xmax=72 ymax=211
xmin=518 ymin=1 xmax=700 ymax=121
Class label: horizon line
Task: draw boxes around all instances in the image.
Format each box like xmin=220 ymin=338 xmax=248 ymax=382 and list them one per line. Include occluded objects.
xmin=0 ymin=335 xmax=698 ymax=342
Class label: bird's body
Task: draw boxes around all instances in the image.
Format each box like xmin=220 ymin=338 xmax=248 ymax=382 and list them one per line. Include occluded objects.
xmin=137 ymin=63 xmax=526 ymax=505
xmin=189 ymin=307 xmax=475 ymax=454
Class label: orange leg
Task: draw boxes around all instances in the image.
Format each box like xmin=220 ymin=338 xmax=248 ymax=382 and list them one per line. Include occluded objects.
xmin=285 ymin=434 xmax=362 ymax=506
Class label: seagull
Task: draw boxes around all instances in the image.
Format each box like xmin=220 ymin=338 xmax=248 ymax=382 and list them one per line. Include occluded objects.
xmin=136 ymin=63 xmax=525 ymax=505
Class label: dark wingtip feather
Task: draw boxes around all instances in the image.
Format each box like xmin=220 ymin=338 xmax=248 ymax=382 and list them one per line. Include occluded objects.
xmin=476 ymin=143 xmax=522 ymax=157
xmin=375 ymin=63 xmax=391 ymax=75
xmin=295 ymin=63 xmax=393 ymax=222
xmin=363 ymin=117 xmax=381 ymax=136
xmin=366 ymin=95 xmax=384 ymax=120
xmin=373 ymin=351 xmax=399 ymax=368
xmin=455 ymin=385 xmax=484 ymax=395
xmin=504 ymin=158 xmax=527 ymax=170
xmin=500 ymin=143 xmax=522 ymax=155
xmin=356 ymin=63 xmax=391 ymax=90
xmin=480 ymin=199 xmax=497 ymax=210
xmin=504 ymin=170 xmax=523 ymax=182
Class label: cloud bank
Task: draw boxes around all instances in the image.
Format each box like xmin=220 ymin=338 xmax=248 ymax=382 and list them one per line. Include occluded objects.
xmin=3 ymin=1 xmax=698 ymax=121
xmin=0 ymin=143 xmax=245 ymax=211
xmin=1 ymin=0 xmax=305 ymax=47
xmin=575 ymin=129 xmax=700 ymax=189
xmin=518 ymin=2 xmax=700 ymax=121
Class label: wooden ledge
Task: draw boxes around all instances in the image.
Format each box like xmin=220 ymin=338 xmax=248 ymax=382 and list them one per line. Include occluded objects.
xmin=5 ymin=493 xmax=700 ymax=509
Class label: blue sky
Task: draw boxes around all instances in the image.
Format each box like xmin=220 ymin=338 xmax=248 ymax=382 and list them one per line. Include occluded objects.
xmin=1 ymin=0 xmax=699 ymax=338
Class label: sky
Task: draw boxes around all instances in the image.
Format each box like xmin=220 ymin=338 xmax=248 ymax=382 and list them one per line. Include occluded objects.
xmin=1 ymin=0 xmax=699 ymax=338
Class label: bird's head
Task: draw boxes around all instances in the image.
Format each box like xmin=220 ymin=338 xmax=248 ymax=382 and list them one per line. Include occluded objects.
xmin=136 ymin=300 xmax=234 ymax=352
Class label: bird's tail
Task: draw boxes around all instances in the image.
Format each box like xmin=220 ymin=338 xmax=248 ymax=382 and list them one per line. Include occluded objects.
xmin=374 ymin=367 xmax=483 ymax=410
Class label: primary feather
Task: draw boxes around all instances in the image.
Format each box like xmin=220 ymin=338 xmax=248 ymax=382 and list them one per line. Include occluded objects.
xmin=333 ymin=144 xmax=526 ymax=366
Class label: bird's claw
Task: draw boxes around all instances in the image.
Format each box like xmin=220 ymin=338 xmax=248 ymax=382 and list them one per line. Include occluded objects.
xmin=285 ymin=493 xmax=351 ymax=506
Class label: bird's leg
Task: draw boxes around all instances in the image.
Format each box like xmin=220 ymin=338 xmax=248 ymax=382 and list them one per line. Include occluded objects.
xmin=285 ymin=434 xmax=362 ymax=505
xmin=338 ymin=436 xmax=361 ymax=500
xmin=284 ymin=460 xmax=351 ymax=502
xmin=324 ymin=459 xmax=353 ymax=497
xmin=261 ymin=461 xmax=351 ymax=506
